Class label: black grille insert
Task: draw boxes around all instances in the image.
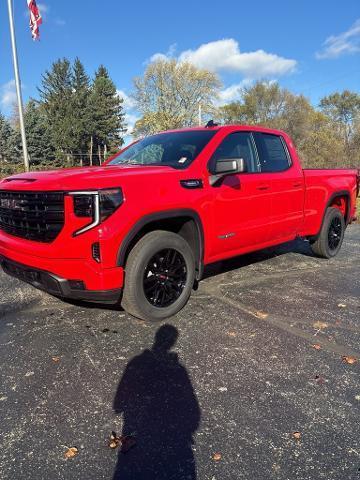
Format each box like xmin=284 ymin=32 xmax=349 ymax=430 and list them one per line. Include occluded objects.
xmin=0 ymin=191 xmax=65 ymax=242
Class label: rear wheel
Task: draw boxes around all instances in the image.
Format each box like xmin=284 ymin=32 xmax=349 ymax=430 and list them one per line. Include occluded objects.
xmin=122 ymin=230 xmax=195 ymax=321
xmin=310 ymin=207 xmax=345 ymax=258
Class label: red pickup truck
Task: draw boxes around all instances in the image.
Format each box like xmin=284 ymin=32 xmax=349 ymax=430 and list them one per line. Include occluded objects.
xmin=0 ymin=125 xmax=358 ymax=321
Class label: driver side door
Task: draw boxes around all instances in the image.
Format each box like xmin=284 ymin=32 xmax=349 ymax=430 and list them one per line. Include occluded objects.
xmin=208 ymin=131 xmax=272 ymax=259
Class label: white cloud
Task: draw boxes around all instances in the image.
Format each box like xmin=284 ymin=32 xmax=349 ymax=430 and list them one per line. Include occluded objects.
xmin=149 ymin=44 xmax=177 ymax=64
xmin=117 ymin=89 xmax=136 ymax=110
xmin=125 ymin=113 xmax=140 ymax=134
xmin=316 ymin=19 xmax=360 ymax=59
xmin=117 ymin=89 xmax=139 ymax=135
xmin=217 ymin=79 xmax=253 ymax=105
xmin=1 ymin=80 xmax=17 ymax=110
xmin=150 ymin=39 xmax=296 ymax=78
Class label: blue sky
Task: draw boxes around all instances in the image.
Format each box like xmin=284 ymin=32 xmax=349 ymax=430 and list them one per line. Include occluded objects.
xmin=1 ymin=0 xmax=359 ymax=132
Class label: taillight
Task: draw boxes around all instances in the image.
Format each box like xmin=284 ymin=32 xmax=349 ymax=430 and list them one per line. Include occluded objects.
xmin=69 ymin=188 xmax=123 ymax=236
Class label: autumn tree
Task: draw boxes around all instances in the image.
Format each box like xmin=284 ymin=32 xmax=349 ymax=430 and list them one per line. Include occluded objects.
xmin=319 ymin=90 xmax=360 ymax=166
xmin=217 ymin=81 xmax=352 ymax=168
xmin=133 ymin=59 xmax=221 ymax=136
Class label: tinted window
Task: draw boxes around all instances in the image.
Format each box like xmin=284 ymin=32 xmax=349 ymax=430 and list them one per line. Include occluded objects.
xmin=253 ymin=133 xmax=290 ymax=172
xmin=108 ymin=131 xmax=217 ymax=169
xmin=210 ymin=132 xmax=259 ymax=173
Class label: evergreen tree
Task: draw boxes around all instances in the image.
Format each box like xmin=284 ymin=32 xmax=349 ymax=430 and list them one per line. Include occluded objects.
xmin=24 ymin=100 xmax=56 ymax=167
xmin=88 ymin=65 xmax=126 ymax=163
xmin=0 ymin=113 xmax=22 ymax=176
xmin=71 ymin=58 xmax=91 ymax=165
xmin=38 ymin=58 xmax=75 ymax=164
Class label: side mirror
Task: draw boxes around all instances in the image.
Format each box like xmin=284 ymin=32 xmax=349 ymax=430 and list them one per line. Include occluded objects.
xmin=209 ymin=157 xmax=247 ymax=185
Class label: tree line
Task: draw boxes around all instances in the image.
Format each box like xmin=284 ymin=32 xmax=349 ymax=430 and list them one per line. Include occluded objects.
xmin=1 ymin=57 xmax=359 ymax=177
xmin=0 ymin=58 xmax=126 ymax=176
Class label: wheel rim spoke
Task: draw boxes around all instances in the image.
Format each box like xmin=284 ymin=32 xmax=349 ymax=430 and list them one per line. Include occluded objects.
xmin=328 ymin=217 xmax=342 ymax=251
xmin=143 ymin=248 xmax=187 ymax=308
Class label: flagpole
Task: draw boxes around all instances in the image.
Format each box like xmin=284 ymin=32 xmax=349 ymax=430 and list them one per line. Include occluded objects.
xmin=7 ymin=0 xmax=30 ymax=172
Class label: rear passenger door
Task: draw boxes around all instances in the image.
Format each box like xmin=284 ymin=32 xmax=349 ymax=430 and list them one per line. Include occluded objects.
xmin=252 ymin=132 xmax=304 ymax=240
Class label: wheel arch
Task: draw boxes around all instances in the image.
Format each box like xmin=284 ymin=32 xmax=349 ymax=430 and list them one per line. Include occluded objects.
xmin=310 ymin=190 xmax=351 ymax=242
xmin=117 ymin=209 xmax=205 ymax=280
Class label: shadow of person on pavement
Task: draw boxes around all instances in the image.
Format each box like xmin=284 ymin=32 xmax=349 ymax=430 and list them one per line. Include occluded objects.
xmin=112 ymin=324 xmax=201 ymax=480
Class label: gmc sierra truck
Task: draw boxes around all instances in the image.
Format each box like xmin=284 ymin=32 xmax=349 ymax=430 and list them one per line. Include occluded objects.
xmin=0 ymin=125 xmax=358 ymax=321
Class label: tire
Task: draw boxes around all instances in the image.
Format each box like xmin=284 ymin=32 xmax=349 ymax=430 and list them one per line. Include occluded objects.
xmin=121 ymin=230 xmax=195 ymax=321
xmin=310 ymin=207 xmax=345 ymax=259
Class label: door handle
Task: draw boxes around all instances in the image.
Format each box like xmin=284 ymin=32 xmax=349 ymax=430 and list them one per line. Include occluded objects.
xmin=257 ymin=184 xmax=270 ymax=191
xmin=293 ymin=182 xmax=302 ymax=188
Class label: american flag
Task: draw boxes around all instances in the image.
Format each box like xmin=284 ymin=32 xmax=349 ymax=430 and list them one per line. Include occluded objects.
xmin=27 ymin=0 xmax=42 ymax=40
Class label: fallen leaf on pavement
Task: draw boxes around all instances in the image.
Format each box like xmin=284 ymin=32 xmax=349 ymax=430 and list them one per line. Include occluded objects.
xmin=64 ymin=447 xmax=78 ymax=459
xmin=342 ymin=356 xmax=357 ymax=365
xmin=212 ymin=452 xmax=222 ymax=461
xmin=109 ymin=431 xmax=121 ymax=449
xmin=52 ymin=356 xmax=60 ymax=363
xmin=255 ymin=311 xmax=268 ymax=319
xmin=337 ymin=303 xmax=346 ymax=308
xmin=312 ymin=344 xmax=321 ymax=350
xmin=314 ymin=375 xmax=325 ymax=385
xmin=293 ymin=432 xmax=301 ymax=440
xmin=313 ymin=321 xmax=328 ymax=330
xmin=227 ymin=331 xmax=237 ymax=337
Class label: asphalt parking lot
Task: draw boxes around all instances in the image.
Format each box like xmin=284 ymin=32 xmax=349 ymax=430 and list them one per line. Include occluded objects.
xmin=0 ymin=225 xmax=359 ymax=480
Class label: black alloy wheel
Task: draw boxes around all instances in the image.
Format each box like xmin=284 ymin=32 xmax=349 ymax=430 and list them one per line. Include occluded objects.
xmin=143 ymin=248 xmax=187 ymax=308
xmin=310 ymin=207 xmax=345 ymax=259
xmin=122 ymin=230 xmax=195 ymax=321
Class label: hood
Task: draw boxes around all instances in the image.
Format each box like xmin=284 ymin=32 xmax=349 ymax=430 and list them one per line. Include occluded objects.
xmin=0 ymin=164 xmax=175 ymax=191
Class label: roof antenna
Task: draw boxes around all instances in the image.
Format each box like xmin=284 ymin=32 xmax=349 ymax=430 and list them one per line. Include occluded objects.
xmin=205 ymin=120 xmax=219 ymax=128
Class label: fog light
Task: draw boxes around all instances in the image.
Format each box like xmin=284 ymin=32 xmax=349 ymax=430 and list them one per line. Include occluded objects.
xmin=92 ymin=242 xmax=101 ymax=263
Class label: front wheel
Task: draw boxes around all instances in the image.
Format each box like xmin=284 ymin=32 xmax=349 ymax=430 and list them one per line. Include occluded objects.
xmin=121 ymin=230 xmax=195 ymax=321
xmin=310 ymin=207 xmax=345 ymax=258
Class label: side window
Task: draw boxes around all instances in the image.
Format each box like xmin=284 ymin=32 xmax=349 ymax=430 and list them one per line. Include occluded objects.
xmin=253 ymin=133 xmax=291 ymax=173
xmin=210 ymin=132 xmax=259 ymax=173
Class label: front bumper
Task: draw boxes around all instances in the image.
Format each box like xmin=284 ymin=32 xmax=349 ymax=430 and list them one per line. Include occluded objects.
xmin=0 ymin=256 xmax=122 ymax=304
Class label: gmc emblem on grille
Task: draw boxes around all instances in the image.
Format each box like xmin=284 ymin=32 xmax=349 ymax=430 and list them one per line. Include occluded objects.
xmin=0 ymin=198 xmax=26 ymax=210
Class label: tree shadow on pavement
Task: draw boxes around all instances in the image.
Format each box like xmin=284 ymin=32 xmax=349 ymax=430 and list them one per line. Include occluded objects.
xmin=112 ymin=324 xmax=201 ymax=480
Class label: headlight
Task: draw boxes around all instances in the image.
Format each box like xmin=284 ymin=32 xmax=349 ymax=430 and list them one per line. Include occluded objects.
xmin=99 ymin=189 xmax=124 ymax=221
xmin=70 ymin=188 xmax=123 ymax=236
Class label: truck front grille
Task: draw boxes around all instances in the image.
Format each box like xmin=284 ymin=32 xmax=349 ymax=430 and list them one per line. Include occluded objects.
xmin=0 ymin=191 xmax=65 ymax=242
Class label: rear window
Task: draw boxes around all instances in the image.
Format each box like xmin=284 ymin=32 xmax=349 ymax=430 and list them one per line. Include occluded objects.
xmin=253 ymin=132 xmax=291 ymax=173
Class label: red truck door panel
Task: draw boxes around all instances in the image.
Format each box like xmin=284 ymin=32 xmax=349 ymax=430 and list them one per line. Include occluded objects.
xmin=207 ymin=132 xmax=272 ymax=256
xmin=252 ymin=132 xmax=304 ymax=240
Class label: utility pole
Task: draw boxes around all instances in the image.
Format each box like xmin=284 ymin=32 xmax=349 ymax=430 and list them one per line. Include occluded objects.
xmin=198 ymin=104 xmax=202 ymax=126
xmin=7 ymin=0 xmax=30 ymax=172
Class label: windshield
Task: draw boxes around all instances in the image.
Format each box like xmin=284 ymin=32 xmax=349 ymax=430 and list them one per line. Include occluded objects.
xmin=108 ymin=130 xmax=217 ymax=169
